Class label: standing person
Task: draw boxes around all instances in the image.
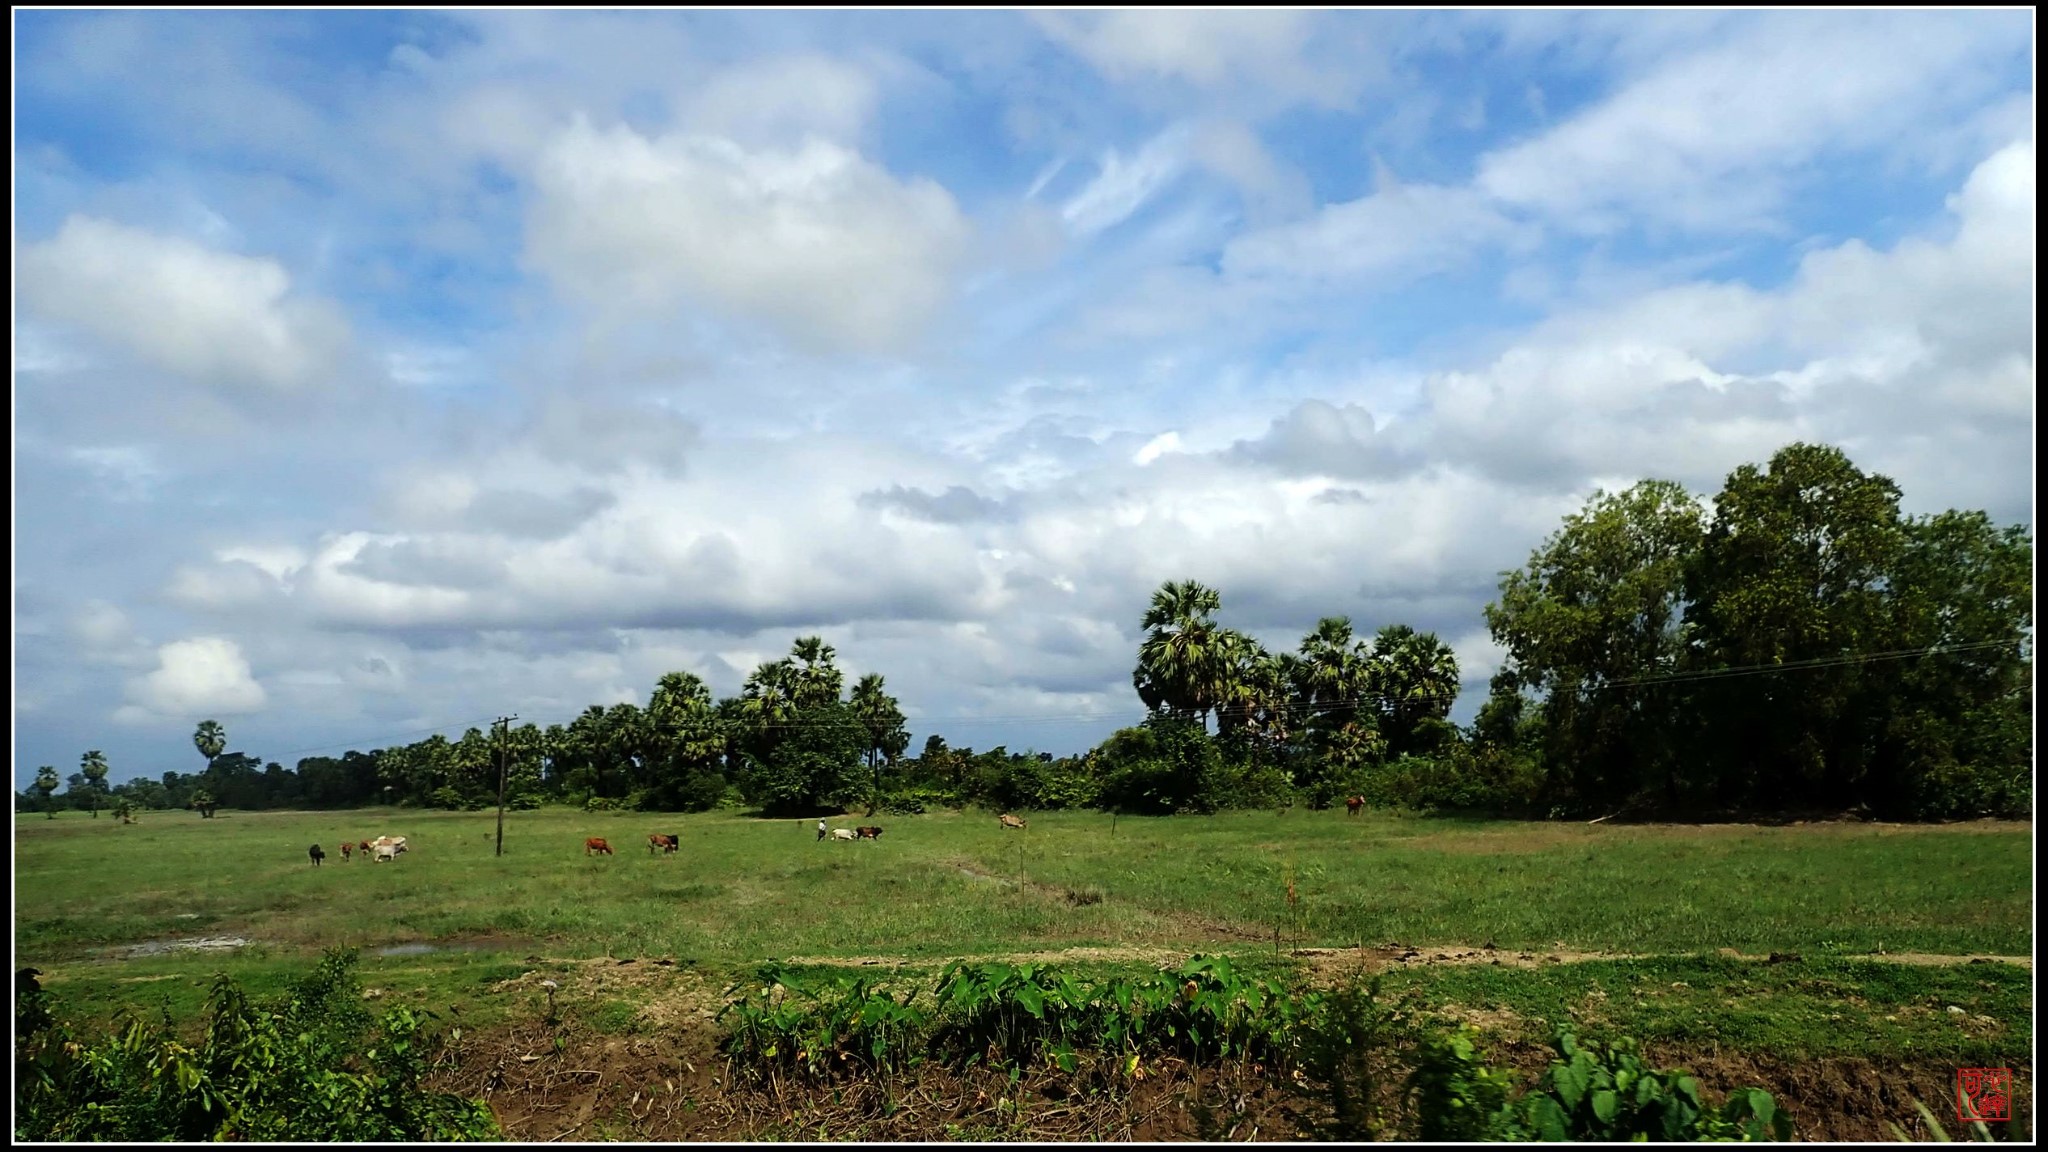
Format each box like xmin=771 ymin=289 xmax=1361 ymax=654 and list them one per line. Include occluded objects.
xmin=817 ymin=819 xmax=828 ymax=842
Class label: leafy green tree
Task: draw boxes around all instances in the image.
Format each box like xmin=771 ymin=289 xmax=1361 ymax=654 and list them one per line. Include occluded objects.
xmin=79 ymin=750 xmax=109 ymax=817
xmin=1093 ymin=714 xmax=1226 ymax=814
xmin=739 ymin=699 xmax=866 ymax=815
xmin=34 ymin=765 xmax=60 ymax=819
xmin=1288 ymin=617 xmax=1382 ymax=806
xmin=1684 ymin=444 xmax=1906 ymax=809
xmin=1487 ymin=479 xmax=1705 ymax=811
xmin=191 ymin=788 xmax=218 ymax=818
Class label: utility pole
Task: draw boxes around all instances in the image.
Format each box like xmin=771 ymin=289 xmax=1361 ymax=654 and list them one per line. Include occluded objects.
xmin=495 ymin=715 xmax=518 ymax=858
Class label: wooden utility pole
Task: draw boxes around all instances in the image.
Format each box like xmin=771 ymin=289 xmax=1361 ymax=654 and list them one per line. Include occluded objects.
xmin=495 ymin=715 xmax=518 ymax=858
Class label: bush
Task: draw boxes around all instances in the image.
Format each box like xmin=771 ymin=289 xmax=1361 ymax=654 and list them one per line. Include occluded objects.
xmin=14 ymin=950 xmax=497 ymax=1141
xmin=583 ymin=795 xmax=623 ymax=812
xmin=1094 ymin=717 xmax=1226 ymax=815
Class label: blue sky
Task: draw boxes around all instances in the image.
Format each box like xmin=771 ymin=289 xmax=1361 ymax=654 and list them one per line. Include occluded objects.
xmin=13 ymin=10 xmax=2036 ymax=786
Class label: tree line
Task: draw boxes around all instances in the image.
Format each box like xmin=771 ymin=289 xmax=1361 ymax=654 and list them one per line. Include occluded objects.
xmin=20 ymin=442 xmax=2029 ymax=822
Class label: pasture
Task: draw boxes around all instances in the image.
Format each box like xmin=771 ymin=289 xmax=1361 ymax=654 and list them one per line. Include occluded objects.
xmin=15 ymin=806 xmax=2033 ymax=1139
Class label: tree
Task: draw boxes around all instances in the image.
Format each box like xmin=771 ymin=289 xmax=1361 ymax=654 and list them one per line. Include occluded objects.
xmin=193 ymin=721 xmax=227 ymax=771
xmin=113 ymin=797 xmax=136 ymax=824
xmin=1368 ymin=625 xmax=1461 ymax=756
xmin=1684 ymin=444 xmax=1906 ymax=809
xmin=80 ymin=751 xmax=110 ymax=818
xmin=1487 ymin=479 xmax=1705 ymax=811
xmin=1289 ymin=617 xmax=1382 ymax=807
xmin=739 ymin=699 xmax=867 ymax=815
xmin=849 ymin=673 xmax=909 ymax=813
xmin=647 ymin=671 xmax=728 ymax=811
xmin=789 ymin=636 xmax=845 ymax=709
xmin=191 ymin=788 xmax=218 ymax=818
xmin=1134 ymin=580 xmax=1229 ymax=727
xmin=34 ymin=766 xmax=60 ymax=819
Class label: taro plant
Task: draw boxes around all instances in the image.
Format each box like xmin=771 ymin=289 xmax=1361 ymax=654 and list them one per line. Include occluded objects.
xmin=1508 ymin=1031 xmax=1793 ymax=1142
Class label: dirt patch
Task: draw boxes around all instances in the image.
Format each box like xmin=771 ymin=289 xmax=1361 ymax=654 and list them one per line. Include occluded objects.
xmin=1292 ymin=944 xmax=1645 ymax=982
xmin=433 ymin=1016 xmax=1304 ymax=1141
xmin=774 ymin=946 xmax=1200 ymax=972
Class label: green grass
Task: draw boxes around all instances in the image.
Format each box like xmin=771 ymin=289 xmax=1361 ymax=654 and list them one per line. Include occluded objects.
xmin=15 ymin=806 xmax=2031 ymax=966
xmin=1378 ymin=955 xmax=2033 ymax=1065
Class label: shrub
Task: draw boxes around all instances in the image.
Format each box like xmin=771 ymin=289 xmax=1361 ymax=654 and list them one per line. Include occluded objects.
xmin=14 ymin=950 xmax=497 ymax=1141
xmin=1499 ymin=1032 xmax=1792 ymax=1142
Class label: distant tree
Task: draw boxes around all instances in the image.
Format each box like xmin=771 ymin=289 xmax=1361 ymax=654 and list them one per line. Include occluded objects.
xmin=112 ymin=797 xmax=135 ymax=824
xmin=849 ymin=673 xmax=910 ymax=814
xmin=34 ymin=766 xmax=60 ymax=819
xmin=739 ymin=699 xmax=866 ymax=816
xmin=80 ymin=750 xmax=109 ymax=818
xmin=190 ymin=788 xmax=218 ymax=819
xmin=1368 ymin=625 xmax=1461 ymax=756
xmin=789 ymin=636 xmax=845 ymax=709
xmin=193 ymin=721 xmax=227 ymax=771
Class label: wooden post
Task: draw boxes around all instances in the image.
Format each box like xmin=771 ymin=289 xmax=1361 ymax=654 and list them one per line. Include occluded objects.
xmin=495 ymin=715 xmax=517 ymax=858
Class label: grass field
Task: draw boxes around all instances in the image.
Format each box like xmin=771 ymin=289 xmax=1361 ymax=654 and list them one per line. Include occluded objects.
xmin=15 ymin=805 xmax=2034 ymax=1139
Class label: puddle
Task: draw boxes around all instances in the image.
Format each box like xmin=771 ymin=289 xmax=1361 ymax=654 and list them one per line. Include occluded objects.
xmin=121 ymin=936 xmax=251 ymax=958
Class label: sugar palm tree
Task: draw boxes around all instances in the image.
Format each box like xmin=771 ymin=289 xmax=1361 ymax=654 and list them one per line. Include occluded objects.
xmin=1369 ymin=624 xmax=1461 ymax=752
xmin=1134 ymin=579 xmax=1228 ymax=727
xmin=849 ymin=672 xmax=909 ymax=813
xmin=34 ymin=765 xmax=60 ymax=819
xmin=80 ymin=750 xmax=109 ymax=818
xmin=193 ymin=720 xmax=227 ymax=771
xmin=789 ymin=637 xmax=845 ymax=708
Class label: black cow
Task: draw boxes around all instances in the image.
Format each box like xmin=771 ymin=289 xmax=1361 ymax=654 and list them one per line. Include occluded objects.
xmin=309 ymin=843 xmax=327 ymax=866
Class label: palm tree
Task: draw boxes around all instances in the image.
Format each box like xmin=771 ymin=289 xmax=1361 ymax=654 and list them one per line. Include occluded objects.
xmin=1134 ymin=580 xmax=1228 ymax=727
xmin=80 ymin=750 xmax=109 ymax=818
xmin=34 ymin=765 xmax=60 ymax=819
xmin=650 ymin=671 xmax=726 ymax=782
xmin=193 ymin=720 xmax=227 ymax=771
xmin=789 ymin=637 xmax=845 ymax=709
xmin=1370 ymin=625 xmax=1461 ymax=753
xmin=849 ymin=673 xmax=909 ymax=813
xmin=1294 ymin=617 xmax=1369 ymax=723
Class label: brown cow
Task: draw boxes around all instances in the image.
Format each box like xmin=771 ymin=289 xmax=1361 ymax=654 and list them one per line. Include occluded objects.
xmin=648 ymin=833 xmax=678 ymax=854
xmin=585 ymin=837 xmax=614 ymax=856
xmin=999 ymin=813 xmax=1027 ymax=830
xmin=854 ymin=825 xmax=884 ymax=840
xmin=1346 ymin=795 xmax=1364 ymax=817
xmin=359 ymin=839 xmax=373 ymax=853
xmin=339 ymin=841 xmax=353 ymax=862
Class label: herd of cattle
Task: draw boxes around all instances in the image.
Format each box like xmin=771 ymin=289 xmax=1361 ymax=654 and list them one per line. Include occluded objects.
xmin=308 ymin=812 xmax=1040 ymax=866
xmin=307 ymin=835 xmax=407 ymax=865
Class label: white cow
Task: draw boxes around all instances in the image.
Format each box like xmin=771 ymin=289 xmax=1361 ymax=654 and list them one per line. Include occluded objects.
xmin=370 ymin=835 xmax=408 ymax=854
xmin=830 ymin=828 xmax=857 ymax=841
xmin=373 ymin=844 xmax=399 ymax=862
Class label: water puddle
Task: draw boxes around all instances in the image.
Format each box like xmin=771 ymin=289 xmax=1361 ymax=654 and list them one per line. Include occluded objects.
xmin=376 ymin=938 xmax=531 ymax=958
xmin=121 ymin=936 xmax=251 ymax=958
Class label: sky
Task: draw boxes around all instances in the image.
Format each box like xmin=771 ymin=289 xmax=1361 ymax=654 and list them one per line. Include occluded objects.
xmin=12 ymin=9 xmax=2036 ymax=788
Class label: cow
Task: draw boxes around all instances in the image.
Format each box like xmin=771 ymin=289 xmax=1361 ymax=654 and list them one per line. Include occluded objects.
xmin=370 ymin=835 xmax=408 ymax=855
xmin=830 ymin=828 xmax=857 ymax=841
xmin=373 ymin=844 xmax=398 ymax=862
xmin=359 ymin=840 xmax=373 ymax=854
xmin=339 ymin=841 xmax=353 ymax=862
xmin=854 ymin=825 xmax=884 ymax=840
xmin=1346 ymin=795 xmax=1364 ymax=817
xmin=999 ymin=813 xmax=1027 ymax=830
xmin=309 ymin=843 xmax=326 ymax=866
xmin=648 ymin=833 xmax=678 ymax=854
xmin=585 ymin=837 xmax=614 ymax=856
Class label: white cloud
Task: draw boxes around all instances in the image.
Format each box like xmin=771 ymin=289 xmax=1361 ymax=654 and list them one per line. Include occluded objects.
xmin=120 ymin=637 xmax=268 ymax=721
xmin=1061 ymin=125 xmax=1192 ymax=236
xmin=1474 ymin=12 xmax=2027 ymax=232
xmin=683 ymin=53 xmax=879 ymax=148
xmin=1132 ymin=431 xmax=1183 ymax=466
xmin=526 ymin=117 xmax=972 ymax=355
xmin=1224 ymin=179 xmax=1526 ymax=285
xmin=1035 ymin=10 xmax=1361 ymax=109
xmin=17 ymin=216 xmax=350 ymax=389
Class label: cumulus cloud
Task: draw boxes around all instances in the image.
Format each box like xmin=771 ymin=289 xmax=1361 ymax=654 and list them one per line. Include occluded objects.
xmin=17 ymin=216 xmax=349 ymax=390
xmin=119 ymin=637 xmax=267 ymax=721
xmin=526 ymin=117 xmax=972 ymax=354
xmin=858 ymin=484 xmax=1013 ymax=524
xmin=1228 ymin=401 xmax=1407 ymax=479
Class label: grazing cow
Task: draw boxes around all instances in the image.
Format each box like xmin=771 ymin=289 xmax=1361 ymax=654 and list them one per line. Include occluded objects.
xmin=1346 ymin=795 xmax=1364 ymax=817
xmin=830 ymin=828 xmax=857 ymax=841
xmin=854 ymin=825 xmax=884 ymax=840
xmin=309 ymin=843 xmax=326 ymax=866
xmin=999 ymin=813 xmax=1027 ymax=830
xmin=373 ymin=844 xmax=398 ymax=862
xmin=585 ymin=837 xmax=614 ymax=856
xmin=359 ymin=839 xmax=373 ymax=853
xmin=339 ymin=841 xmax=352 ymax=862
xmin=648 ymin=833 xmax=678 ymax=854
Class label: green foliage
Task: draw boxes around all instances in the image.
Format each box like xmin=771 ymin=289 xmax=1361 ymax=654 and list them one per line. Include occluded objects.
xmin=740 ymin=699 xmax=867 ymax=815
xmin=1409 ymin=1025 xmax=1521 ymax=1140
xmin=1291 ymin=975 xmax=1409 ymax=1139
xmin=14 ymin=949 xmax=497 ymax=1142
xmin=1094 ymin=715 xmax=1227 ymax=814
xmin=1501 ymin=1032 xmax=1793 ymax=1142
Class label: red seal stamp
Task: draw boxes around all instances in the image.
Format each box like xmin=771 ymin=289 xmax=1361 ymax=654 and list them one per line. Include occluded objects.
xmin=1955 ymin=1067 xmax=2012 ymax=1123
